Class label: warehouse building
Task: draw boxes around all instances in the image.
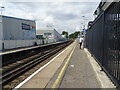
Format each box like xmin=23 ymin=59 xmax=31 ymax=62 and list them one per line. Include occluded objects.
xmin=36 ymin=29 xmax=65 ymax=42
xmin=0 ymin=15 xmax=36 ymax=40
xmin=0 ymin=15 xmax=36 ymax=50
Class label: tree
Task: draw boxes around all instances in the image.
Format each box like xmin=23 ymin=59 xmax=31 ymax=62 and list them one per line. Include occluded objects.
xmin=69 ymin=31 xmax=80 ymax=39
xmin=62 ymin=31 xmax=68 ymax=38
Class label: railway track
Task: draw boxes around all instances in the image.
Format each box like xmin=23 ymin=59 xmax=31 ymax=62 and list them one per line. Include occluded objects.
xmin=0 ymin=41 xmax=73 ymax=88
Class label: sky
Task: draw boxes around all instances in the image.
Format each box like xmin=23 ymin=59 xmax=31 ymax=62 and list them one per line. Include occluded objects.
xmin=0 ymin=0 xmax=101 ymax=34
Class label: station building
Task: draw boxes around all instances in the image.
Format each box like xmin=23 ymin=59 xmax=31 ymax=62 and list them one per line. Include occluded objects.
xmin=36 ymin=29 xmax=65 ymax=42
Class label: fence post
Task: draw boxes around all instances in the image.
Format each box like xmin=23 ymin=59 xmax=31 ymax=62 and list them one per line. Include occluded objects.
xmin=101 ymin=12 xmax=105 ymax=71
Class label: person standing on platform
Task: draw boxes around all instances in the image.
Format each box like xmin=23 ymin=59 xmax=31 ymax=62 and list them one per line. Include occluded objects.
xmin=79 ymin=36 xmax=84 ymax=49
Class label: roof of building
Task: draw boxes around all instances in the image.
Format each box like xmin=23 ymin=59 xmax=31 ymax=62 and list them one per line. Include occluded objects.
xmin=36 ymin=29 xmax=60 ymax=35
xmin=36 ymin=30 xmax=53 ymax=34
xmin=0 ymin=15 xmax=35 ymax=22
xmin=37 ymin=29 xmax=58 ymax=32
xmin=37 ymin=29 xmax=53 ymax=31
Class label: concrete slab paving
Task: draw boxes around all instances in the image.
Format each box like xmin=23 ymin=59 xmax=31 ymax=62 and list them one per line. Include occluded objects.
xmin=59 ymin=42 xmax=101 ymax=88
xmin=84 ymin=48 xmax=115 ymax=88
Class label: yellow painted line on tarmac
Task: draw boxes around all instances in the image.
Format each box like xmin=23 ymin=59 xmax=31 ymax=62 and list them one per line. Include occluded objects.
xmin=51 ymin=43 xmax=76 ymax=88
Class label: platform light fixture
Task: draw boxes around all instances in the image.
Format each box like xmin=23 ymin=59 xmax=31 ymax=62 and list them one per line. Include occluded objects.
xmin=82 ymin=16 xmax=85 ymax=29
xmin=1 ymin=6 xmax=5 ymax=16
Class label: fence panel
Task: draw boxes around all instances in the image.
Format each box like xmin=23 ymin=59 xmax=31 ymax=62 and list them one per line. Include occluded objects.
xmin=103 ymin=2 xmax=120 ymax=86
xmin=86 ymin=13 xmax=104 ymax=64
xmin=86 ymin=2 xmax=120 ymax=88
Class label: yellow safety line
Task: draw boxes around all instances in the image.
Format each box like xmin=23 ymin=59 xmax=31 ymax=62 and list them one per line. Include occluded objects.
xmin=51 ymin=43 xmax=76 ymax=88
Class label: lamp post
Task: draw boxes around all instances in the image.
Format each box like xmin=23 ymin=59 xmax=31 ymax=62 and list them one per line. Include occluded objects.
xmin=81 ymin=23 xmax=83 ymax=29
xmin=0 ymin=6 xmax=5 ymax=50
xmin=82 ymin=16 xmax=85 ymax=29
xmin=0 ymin=6 xmax=5 ymax=23
xmin=1 ymin=6 xmax=5 ymax=17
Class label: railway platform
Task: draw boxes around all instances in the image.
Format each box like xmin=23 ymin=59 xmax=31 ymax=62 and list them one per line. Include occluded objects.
xmin=15 ymin=40 xmax=115 ymax=88
xmin=1 ymin=41 xmax=68 ymax=67
xmin=0 ymin=41 xmax=65 ymax=55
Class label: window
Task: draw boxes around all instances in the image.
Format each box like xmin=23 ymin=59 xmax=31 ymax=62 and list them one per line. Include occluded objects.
xmin=44 ymin=33 xmax=52 ymax=36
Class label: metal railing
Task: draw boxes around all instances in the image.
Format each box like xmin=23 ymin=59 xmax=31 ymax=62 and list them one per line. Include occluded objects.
xmin=86 ymin=2 xmax=120 ymax=88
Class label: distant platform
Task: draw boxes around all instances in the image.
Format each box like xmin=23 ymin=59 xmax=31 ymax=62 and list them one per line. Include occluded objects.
xmin=0 ymin=41 xmax=66 ymax=55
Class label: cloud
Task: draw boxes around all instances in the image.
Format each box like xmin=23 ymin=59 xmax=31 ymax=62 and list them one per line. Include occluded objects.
xmin=44 ymin=16 xmax=54 ymax=23
xmin=3 ymin=0 xmax=101 ymax=2
xmin=47 ymin=11 xmax=78 ymax=20
xmin=1 ymin=1 xmax=100 ymax=34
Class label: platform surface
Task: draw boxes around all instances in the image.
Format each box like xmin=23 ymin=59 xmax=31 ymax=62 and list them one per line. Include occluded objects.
xmin=59 ymin=42 xmax=100 ymax=88
xmin=47 ymin=41 xmax=101 ymax=88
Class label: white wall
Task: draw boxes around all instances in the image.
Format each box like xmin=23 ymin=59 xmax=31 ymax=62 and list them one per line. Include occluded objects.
xmin=1 ymin=39 xmax=56 ymax=51
xmin=0 ymin=40 xmax=2 ymax=50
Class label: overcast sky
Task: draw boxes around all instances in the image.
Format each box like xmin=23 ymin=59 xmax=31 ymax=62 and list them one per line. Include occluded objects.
xmin=1 ymin=0 xmax=101 ymax=34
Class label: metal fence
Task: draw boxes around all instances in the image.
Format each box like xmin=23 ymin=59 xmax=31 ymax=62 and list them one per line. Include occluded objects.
xmin=86 ymin=2 xmax=120 ymax=88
